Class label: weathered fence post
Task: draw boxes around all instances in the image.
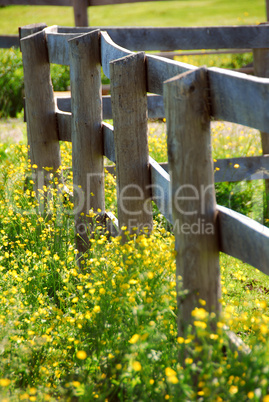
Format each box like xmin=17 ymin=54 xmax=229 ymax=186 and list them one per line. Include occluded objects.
xmin=69 ymin=30 xmax=105 ymax=254
xmin=163 ymin=67 xmax=221 ymax=335
xmin=110 ymin=52 xmax=153 ymax=240
xmin=253 ymin=46 xmax=269 ymax=220
xmin=72 ymin=0 xmax=88 ymax=27
xmin=20 ymin=27 xmax=61 ymax=200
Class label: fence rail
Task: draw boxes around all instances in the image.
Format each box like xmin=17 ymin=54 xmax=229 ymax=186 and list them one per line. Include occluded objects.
xmin=20 ymin=24 xmax=269 ymax=334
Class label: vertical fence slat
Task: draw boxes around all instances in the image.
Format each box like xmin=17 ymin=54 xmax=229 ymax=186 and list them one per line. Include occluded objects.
xmin=164 ymin=67 xmax=221 ymax=334
xmin=253 ymin=47 xmax=269 ymax=220
xmin=20 ymin=29 xmax=61 ymax=191
xmin=110 ymin=52 xmax=153 ymax=239
xmin=69 ymin=30 xmax=104 ymax=254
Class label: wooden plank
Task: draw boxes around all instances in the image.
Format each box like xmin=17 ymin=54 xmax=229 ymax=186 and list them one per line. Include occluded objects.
xmin=214 ymin=155 xmax=269 ymax=183
xmin=72 ymin=0 xmax=88 ymax=27
xmin=253 ymin=48 xmax=269 ymax=221
xmin=101 ymin=32 xmax=269 ymax=133
xmin=164 ymin=68 xmax=221 ymax=333
xmin=56 ymin=25 xmax=269 ymax=51
xmin=20 ymin=29 xmax=61 ymax=193
xmin=69 ymin=30 xmax=104 ymax=254
xmin=110 ymin=52 xmax=153 ymax=238
xmin=56 ymin=111 xmax=71 ymax=142
xmin=103 ymin=94 xmax=165 ymax=120
xmin=146 ymin=54 xmax=196 ymax=95
xmin=19 ymin=22 xmax=47 ymax=40
xmin=150 ymin=156 xmax=269 ymax=183
xmin=102 ymin=122 xmax=115 ymax=163
xmin=149 ymin=156 xmax=172 ymax=223
xmin=218 ymin=205 xmax=269 ymax=275
xmin=57 ymin=94 xmax=165 ymax=119
xmin=209 ymin=68 xmax=269 ymax=133
xmin=0 ymin=35 xmax=20 ymax=48
xmin=101 ymin=31 xmax=132 ymax=78
xmin=46 ymin=32 xmax=77 ymax=65
xmin=146 ymin=51 xmax=269 ymax=136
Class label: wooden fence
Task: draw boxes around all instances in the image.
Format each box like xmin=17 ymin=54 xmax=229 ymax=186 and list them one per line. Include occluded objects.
xmin=20 ymin=24 xmax=269 ymax=335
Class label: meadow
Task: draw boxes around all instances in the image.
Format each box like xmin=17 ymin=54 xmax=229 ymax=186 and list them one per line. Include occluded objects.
xmin=0 ymin=0 xmax=266 ymax=34
xmin=0 ymin=120 xmax=269 ymax=401
xmin=1 ymin=1 xmax=269 ymax=400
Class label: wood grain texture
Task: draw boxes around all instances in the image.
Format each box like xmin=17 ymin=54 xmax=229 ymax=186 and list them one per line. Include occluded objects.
xmin=101 ymin=31 xmax=132 ymax=78
xmin=56 ymin=111 xmax=71 ymax=142
xmin=209 ymin=68 xmax=269 ymax=133
xmin=0 ymin=35 xmax=20 ymax=48
xmin=51 ymin=25 xmax=269 ymax=51
xmin=72 ymin=0 xmax=88 ymax=27
xmin=253 ymin=48 xmax=269 ymax=220
xmin=149 ymin=156 xmax=172 ymax=223
xmin=69 ymin=30 xmax=104 ymax=253
xmin=56 ymin=94 xmax=165 ymax=119
xmin=102 ymin=122 xmax=115 ymax=163
xmin=218 ymin=205 xmax=269 ymax=275
xmin=20 ymin=29 xmax=61 ymax=184
xmin=136 ymin=156 xmax=269 ymax=183
xmin=214 ymin=155 xmax=269 ymax=182
xmin=164 ymin=68 xmax=221 ymax=333
xmin=47 ymin=32 xmax=77 ymax=65
xmin=110 ymin=52 xmax=153 ymax=238
xmin=19 ymin=23 xmax=47 ymax=41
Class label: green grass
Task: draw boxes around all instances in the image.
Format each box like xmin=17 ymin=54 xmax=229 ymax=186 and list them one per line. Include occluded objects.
xmin=0 ymin=0 xmax=266 ymax=35
xmin=1 ymin=1 xmax=269 ymax=400
xmin=0 ymin=119 xmax=268 ymax=400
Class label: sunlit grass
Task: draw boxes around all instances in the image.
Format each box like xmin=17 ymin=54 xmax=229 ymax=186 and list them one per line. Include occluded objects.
xmin=0 ymin=0 xmax=265 ymax=34
xmin=0 ymin=118 xmax=269 ymax=400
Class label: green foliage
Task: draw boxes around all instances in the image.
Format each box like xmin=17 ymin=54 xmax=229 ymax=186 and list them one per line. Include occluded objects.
xmin=0 ymin=48 xmax=24 ymax=118
xmin=0 ymin=48 xmax=71 ymax=118
xmin=0 ymin=118 xmax=268 ymax=400
xmin=0 ymin=49 xmax=112 ymax=117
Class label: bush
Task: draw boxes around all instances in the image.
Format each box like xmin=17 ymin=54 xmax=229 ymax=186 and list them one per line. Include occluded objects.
xmin=0 ymin=48 xmax=70 ymax=118
xmin=0 ymin=48 xmax=24 ymax=118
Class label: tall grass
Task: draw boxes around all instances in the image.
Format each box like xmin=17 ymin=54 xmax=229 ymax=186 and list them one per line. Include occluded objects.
xmin=0 ymin=122 xmax=269 ymax=400
xmin=1 ymin=3 xmax=269 ymax=399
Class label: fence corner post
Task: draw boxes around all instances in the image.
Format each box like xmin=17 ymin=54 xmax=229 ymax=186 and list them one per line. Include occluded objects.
xmin=110 ymin=52 xmax=153 ymax=241
xmin=163 ymin=67 xmax=221 ymax=335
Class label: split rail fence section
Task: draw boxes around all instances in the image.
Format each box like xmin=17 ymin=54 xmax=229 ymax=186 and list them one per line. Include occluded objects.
xmin=20 ymin=25 xmax=269 ymax=331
